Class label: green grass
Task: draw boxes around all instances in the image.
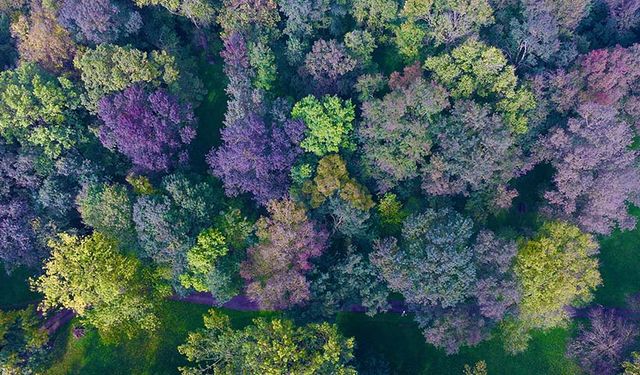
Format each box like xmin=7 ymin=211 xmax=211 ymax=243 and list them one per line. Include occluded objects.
xmin=46 ymin=301 xmax=278 ymax=375
xmin=594 ymin=206 xmax=640 ymax=307
xmin=338 ymin=313 xmax=580 ymax=375
xmin=0 ymin=264 xmax=39 ymax=310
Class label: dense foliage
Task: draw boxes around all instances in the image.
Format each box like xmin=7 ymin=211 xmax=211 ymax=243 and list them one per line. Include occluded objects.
xmin=2 ymin=0 xmax=640 ymax=372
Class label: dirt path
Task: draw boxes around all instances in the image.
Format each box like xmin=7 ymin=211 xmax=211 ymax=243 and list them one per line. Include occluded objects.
xmin=42 ymin=309 xmax=75 ymax=335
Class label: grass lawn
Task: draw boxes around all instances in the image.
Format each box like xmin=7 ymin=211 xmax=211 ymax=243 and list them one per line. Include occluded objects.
xmin=46 ymin=301 xmax=277 ymax=375
xmin=594 ymin=207 xmax=640 ymax=307
xmin=46 ymin=301 xmax=579 ymax=375
xmin=0 ymin=264 xmax=39 ymax=310
xmin=337 ymin=313 xmax=580 ymax=375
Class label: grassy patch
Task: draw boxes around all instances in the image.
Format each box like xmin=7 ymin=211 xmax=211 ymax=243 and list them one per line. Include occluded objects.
xmin=594 ymin=207 xmax=640 ymax=307
xmin=0 ymin=265 xmax=39 ymax=310
xmin=337 ymin=313 xmax=580 ymax=375
xmin=45 ymin=301 xmax=277 ymax=375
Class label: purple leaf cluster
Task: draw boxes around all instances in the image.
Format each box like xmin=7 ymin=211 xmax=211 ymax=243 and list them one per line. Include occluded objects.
xmin=0 ymin=198 xmax=44 ymax=272
xmin=567 ymin=306 xmax=639 ymax=375
xmin=538 ymin=103 xmax=640 ymax=234
xmin=240 ymin=199 xmax=329 ymax=309
xmin=98 ymin=84 xmax=196 ymax=173
xmin=414 ymin=306 xmax=490 ymax=355
xmin=301 ymin=39 xmax=357 ymax=96
xmin=58 ymin=0 xmax=142 ymax=44
xmin=207 ymin=113 xmax=304 ymax=205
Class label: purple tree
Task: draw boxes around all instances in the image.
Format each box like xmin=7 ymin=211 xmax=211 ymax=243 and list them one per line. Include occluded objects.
xmin=414 ymin=306 xmax=490 ymax=355
xmin=605 ymin=0 xmax=640 ymax=31
xmin=300 ymin=39 xmax=357 ymax=96
xmin=208 ymin=113 xmax=304 ymax=205
xmin=58 ymin=0 xmax=142 ymax=44
xmin=0 ymin=198 xmax=44 ymax=272
xmin=567 ymin=307 xmax=639 ymax=375
xmin=98 ymin=85 xmax=196 ymax=173
xmin=537 ymin=103 xmax=640 ymax=234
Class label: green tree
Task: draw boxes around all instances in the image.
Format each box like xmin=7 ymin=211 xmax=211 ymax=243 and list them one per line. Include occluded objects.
xmin=134 ymin=0 xmax=215 ymax=27
xmin=402 ymin=0 xmax=494 ymax=46
xmin=73 ymin=44 xmax=179 ymax=110
xmin=624 ymin=352 xmax=640 ymax=374
xmin=424 ymin=39 xmax=535 ymax=133
xmin=0 ymin=63 xmax=84 ymax=158
xmin=32 ymin=232 xmax=163 ymax=339
xmin=0 ymin=306 xmax=48 ymax=374
xmin=394 ymin=21 xmax=426 ymax=63
xmin=302 ymin=154 xmax=374 ymax=211
xmin=377 ymin=193 xmax=405 ymax=227
xmin=291 ymin=95 xmax=356 ymax=156
xmin=514 ymin=222 xmax=601 ymax=330
xmin=179 ymin=227 xmax=241 ymax=304
xmin=178 ymin=310 xmax=357 ymax=374
xmin=464 ymin=360 xmax=488 ymax=375
xmin=248 ymin=42 xmax=277 ymax=91
xmin=76 ymin=182 xmax=135 ymax=242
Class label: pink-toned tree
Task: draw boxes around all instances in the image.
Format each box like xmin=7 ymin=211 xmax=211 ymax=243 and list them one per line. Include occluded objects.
xmin=567 ymin=307 xmax=639 ymax=375
xmin=301 ymin=39 xmax=357 ymax=96
xmin=240 ymin=198 xmax=328 ymax=310
xmin=537 ymin=103 xmax=640 ymax=234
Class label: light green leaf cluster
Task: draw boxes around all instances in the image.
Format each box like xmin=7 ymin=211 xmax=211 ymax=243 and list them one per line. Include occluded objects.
xmin=291 ymin=95 xmax=356 ymax=156
xmin=180 ymin=228 xmax=228 ymax=292
xmin=178 ymin=310 xmax=357 ymax=374
xmin=0 ymin=63 xmax=83 ymax=158
xmin=424 ymin=39 xmax=535 ymax=133
xmin=74 ymin=44 xmax=179 ymax=110
xmin=514 ymin=221 xmax=601 ymax=329
xmin=33 ymin=232 xmax=160 ymax=339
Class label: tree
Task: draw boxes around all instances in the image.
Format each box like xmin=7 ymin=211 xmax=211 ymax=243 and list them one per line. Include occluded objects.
xmin=291 ymin=95 xmax=356 ymax=156
xmin=58 ymin=0 xmax=142 ymax=44
xmin=537 ymin=103 xmax=640 ymax=234
xmin=97 ymin=84 xmax=196 ymax=173
xmin=73 ymin=44 xmax=179 ymax=110
xmin=301 ymin=39 xmax=357 ymax=95
xmin=401 ymin=0 xmax=494 ymax=46
xmin=76 ymin=182 xmax=135 ymax=241
xmin=514 ymin=221 xmax=601 ymax=330
xmin=0 ymin=306 xmax=49 ymax=374
xmin=394 ymin=21 xmax=426 ymax=63
xmin=464 ymin=361 xmax=488 ymax=375
xmin=413 ymin=305 xmax=490 ymax=354
xmin=0 ymin=198 xmax=44 ymax=273
xmin=310 ymin=250 xmax=390 ymax=317
xmin=371 ymin=208 xmax=476 ymax=309
xmin=178 ymin=310 xmax=357 ymax=374
xmin=33 ymin=232 xmax=162 ymax=338
xmin=567 ymin=307 xmax=639 ymax=375
xmin=351 ymin=0 xmax=398 ymax=35
xmin=240 ymin=198 xmax=328 ymax=309
xmin=0 ymin=63 xmax=84 ymax=158
xmin=422 ymin=100 xmax=523 ymax=198
xmin=344 ymin=30 xmax=377 ymax=66
xmin=0 ymin=13 xmax=17 ymax=70
xmin=179 ymin=228 xmax=238 ymax=303
xmin=134 ymin=0 xmax=215 ymax=27
xmin=424 ymin=39 xmax=535 ymax=134
xmin=10 ymin=2 xmax=76 ymax=73
xmin=358 ymin=67 xmax=449 ymax=191
xmin=302 ymin=154 xmax=374 ymax=211
xmin=277 ymin=0 xmax=333 ymax=64
xmin=605 ymin=0 xmax=640 ymax=31
xmin=208 ymin=113 xmax=304 ymax=205
xmin=133 ymin=174 xmax=220 ymax=288
xmin=624 ymin=352 xmax=640 ymax=374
